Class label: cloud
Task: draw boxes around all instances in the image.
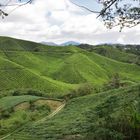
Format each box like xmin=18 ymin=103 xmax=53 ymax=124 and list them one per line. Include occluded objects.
xmin=0 ymin=0 xmax=140 ymax=44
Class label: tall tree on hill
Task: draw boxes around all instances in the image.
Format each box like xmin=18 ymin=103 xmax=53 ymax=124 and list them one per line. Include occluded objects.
xmin=0 ymin=0 xmax=140 ymax=30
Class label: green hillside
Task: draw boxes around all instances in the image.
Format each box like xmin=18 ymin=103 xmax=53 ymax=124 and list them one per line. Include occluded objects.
xmin=0 ymin=55 xmax=74 ymax=96
xmin=0 ymin=36 xmax=140 ymax=98
xmin=0 ymin=95 xmax=42 ymax=110
xmin=92 ymin=46 xmax=140 ymax=65
xmin=6 ymin=84 xmax=140 ymax=140
xmin=0 ymin=95 xmax=63 ymax=137
xmin=0 ymin=36 xmax=140 ymax=140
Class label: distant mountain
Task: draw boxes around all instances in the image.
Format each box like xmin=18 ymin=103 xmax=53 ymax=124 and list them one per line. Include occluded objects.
xmin=41 ymin=41 xmax=80 ymax=46
xmin=60 ymin=41 xmax=80 ymax=46
xmin=41 ymin=41 xmax=58 ymax=46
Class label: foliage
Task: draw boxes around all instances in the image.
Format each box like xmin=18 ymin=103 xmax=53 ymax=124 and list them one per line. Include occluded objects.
xmin=103 ymin=73 xmax=121 ymax=90
xmin=97 ymin=0 xmax=140 ymax=30
xmin=7 ymin=84 xmax=140 ymax=140
xmin=0 ymin=37 xmax=140 ymax=139
xmin=64 ymin=83 xmax=93 ymax=100
xmin=78 ymin=44 xmax=140 ymax=65
xmin=0 ymin=95 xmax=52 ymax=137
xmin=71 ymin=0 xmax=140 ymax=30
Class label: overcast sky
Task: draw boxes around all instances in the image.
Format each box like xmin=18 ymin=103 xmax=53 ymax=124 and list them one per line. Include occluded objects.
xmin=0 ymin=0 xmax=140 ymax=45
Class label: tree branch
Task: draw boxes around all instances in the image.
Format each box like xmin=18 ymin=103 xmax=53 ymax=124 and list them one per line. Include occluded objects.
xmin=97 ymin=0 xmax=117 ymax=18
xmin=70 ymin=0 xmax=100 ymax=13
xmin=0 ymin=0 xmax=33 ymax=7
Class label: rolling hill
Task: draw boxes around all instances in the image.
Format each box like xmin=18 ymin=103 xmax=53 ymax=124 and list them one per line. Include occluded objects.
xmin=0 ymin=36 xmax=140 ymax=140
xmin=60 ymin=41 xmax=80 ymax=46
xmin=78 ymin=44 xmax=140 ymax=65
xmin=0 ymin=36 xmax=140 ymax=98
xmin=6 ymin=84 xmax=140 ymax=140
xmin=92 ymin=46 xmax=140 ymax=65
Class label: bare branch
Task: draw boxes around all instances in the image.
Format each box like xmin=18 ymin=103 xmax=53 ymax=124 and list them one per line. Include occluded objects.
xmin=0 ymin=0 xmax=140 ymax=30
xmin=70 ymin=0 xmax=100 ymax=13
xmin=97 ymin=0 xmax=117 ymax=18
xmin=0 ymin=0 xmax=33 ymax=18
xmin=70 ymin=0 xmax=140 ymax=30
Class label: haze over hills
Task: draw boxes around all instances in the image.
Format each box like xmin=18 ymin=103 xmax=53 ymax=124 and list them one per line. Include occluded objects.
xmin=41 ymin=41 xmax=80 ymax=46
xmin=60 ymin=41 xmax=80 ymax=46
xmin=0 ymin=36 xmax=140 ymax=140
xmin=41 ymin=41 xmax=58 ymax=46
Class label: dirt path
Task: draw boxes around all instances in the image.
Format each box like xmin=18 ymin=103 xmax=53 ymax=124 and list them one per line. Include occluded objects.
xmin=0 ymin=103 xmax=65 ymax=140
xmin=35 ymin=103 xmax=65 ymax=124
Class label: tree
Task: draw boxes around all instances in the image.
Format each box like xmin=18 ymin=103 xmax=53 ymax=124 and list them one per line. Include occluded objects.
xmin=71 ymin=0 xmax=140 ymax=30
xmin=104 ymin=73 xmax=121 ymax=90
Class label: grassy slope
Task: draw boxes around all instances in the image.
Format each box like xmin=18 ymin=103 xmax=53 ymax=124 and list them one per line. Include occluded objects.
xmin=92 ymin=46 xmax=139 ymax=64
xmin=0 ymin=37 xmax=140 ymax=139
xmin=0 ymin=36 xmax=140 ymax=97
xmin=7 ymin=84 xmax=140 ymax=140
xmin=86 ymin=51 xmax=140 ymax=82
xmin=0 ymin=39 xmax=76 ymax=96
xmin=0 ymin=95 xmax=42 ymax=110
xmin=0 ymin=95 xmax=52 ymax=138
xmin=0 ymin=55 xmax=74 ymax=95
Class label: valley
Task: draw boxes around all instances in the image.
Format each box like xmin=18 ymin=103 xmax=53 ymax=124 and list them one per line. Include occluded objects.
xmin=0 ymin=36 xmax=140 ymax=140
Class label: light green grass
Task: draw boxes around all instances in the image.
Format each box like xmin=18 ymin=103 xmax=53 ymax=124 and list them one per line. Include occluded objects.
xmin=0 ymin=95 xmax=41 ymax=110
xmin=0 ymin=36 xmax=140 ymax=139
xmin=0 ymin=36 xmax=140 ymax=98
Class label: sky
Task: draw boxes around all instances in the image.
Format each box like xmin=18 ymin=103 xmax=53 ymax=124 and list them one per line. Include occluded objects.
xmin=0 ymin=0 xmax=140 ymax=45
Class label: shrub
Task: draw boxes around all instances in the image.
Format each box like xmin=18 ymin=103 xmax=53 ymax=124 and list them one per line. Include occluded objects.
xmin=27 ymin=89 xmax=43 ymax=97
xmin=0 ymin=110 xmax=11 ymax=118
xmin=35 ymin=105 xmax=51 ymax=112
xmin=33 ymin=48 xmax=40 ymax=52
xmin=12 ymin=90 xmax=21 ymax=96
xmin=103 ymin=73 xmax=121 ymax=90
xmin=64 ymin=84 xmax=93 ymax=100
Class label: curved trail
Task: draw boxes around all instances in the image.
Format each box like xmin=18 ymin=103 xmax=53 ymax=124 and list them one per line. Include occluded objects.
xmin=0 ymin=103 xmax=65 ymax=140
xmin=35 ymin=103 xmax=65 ymax=124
